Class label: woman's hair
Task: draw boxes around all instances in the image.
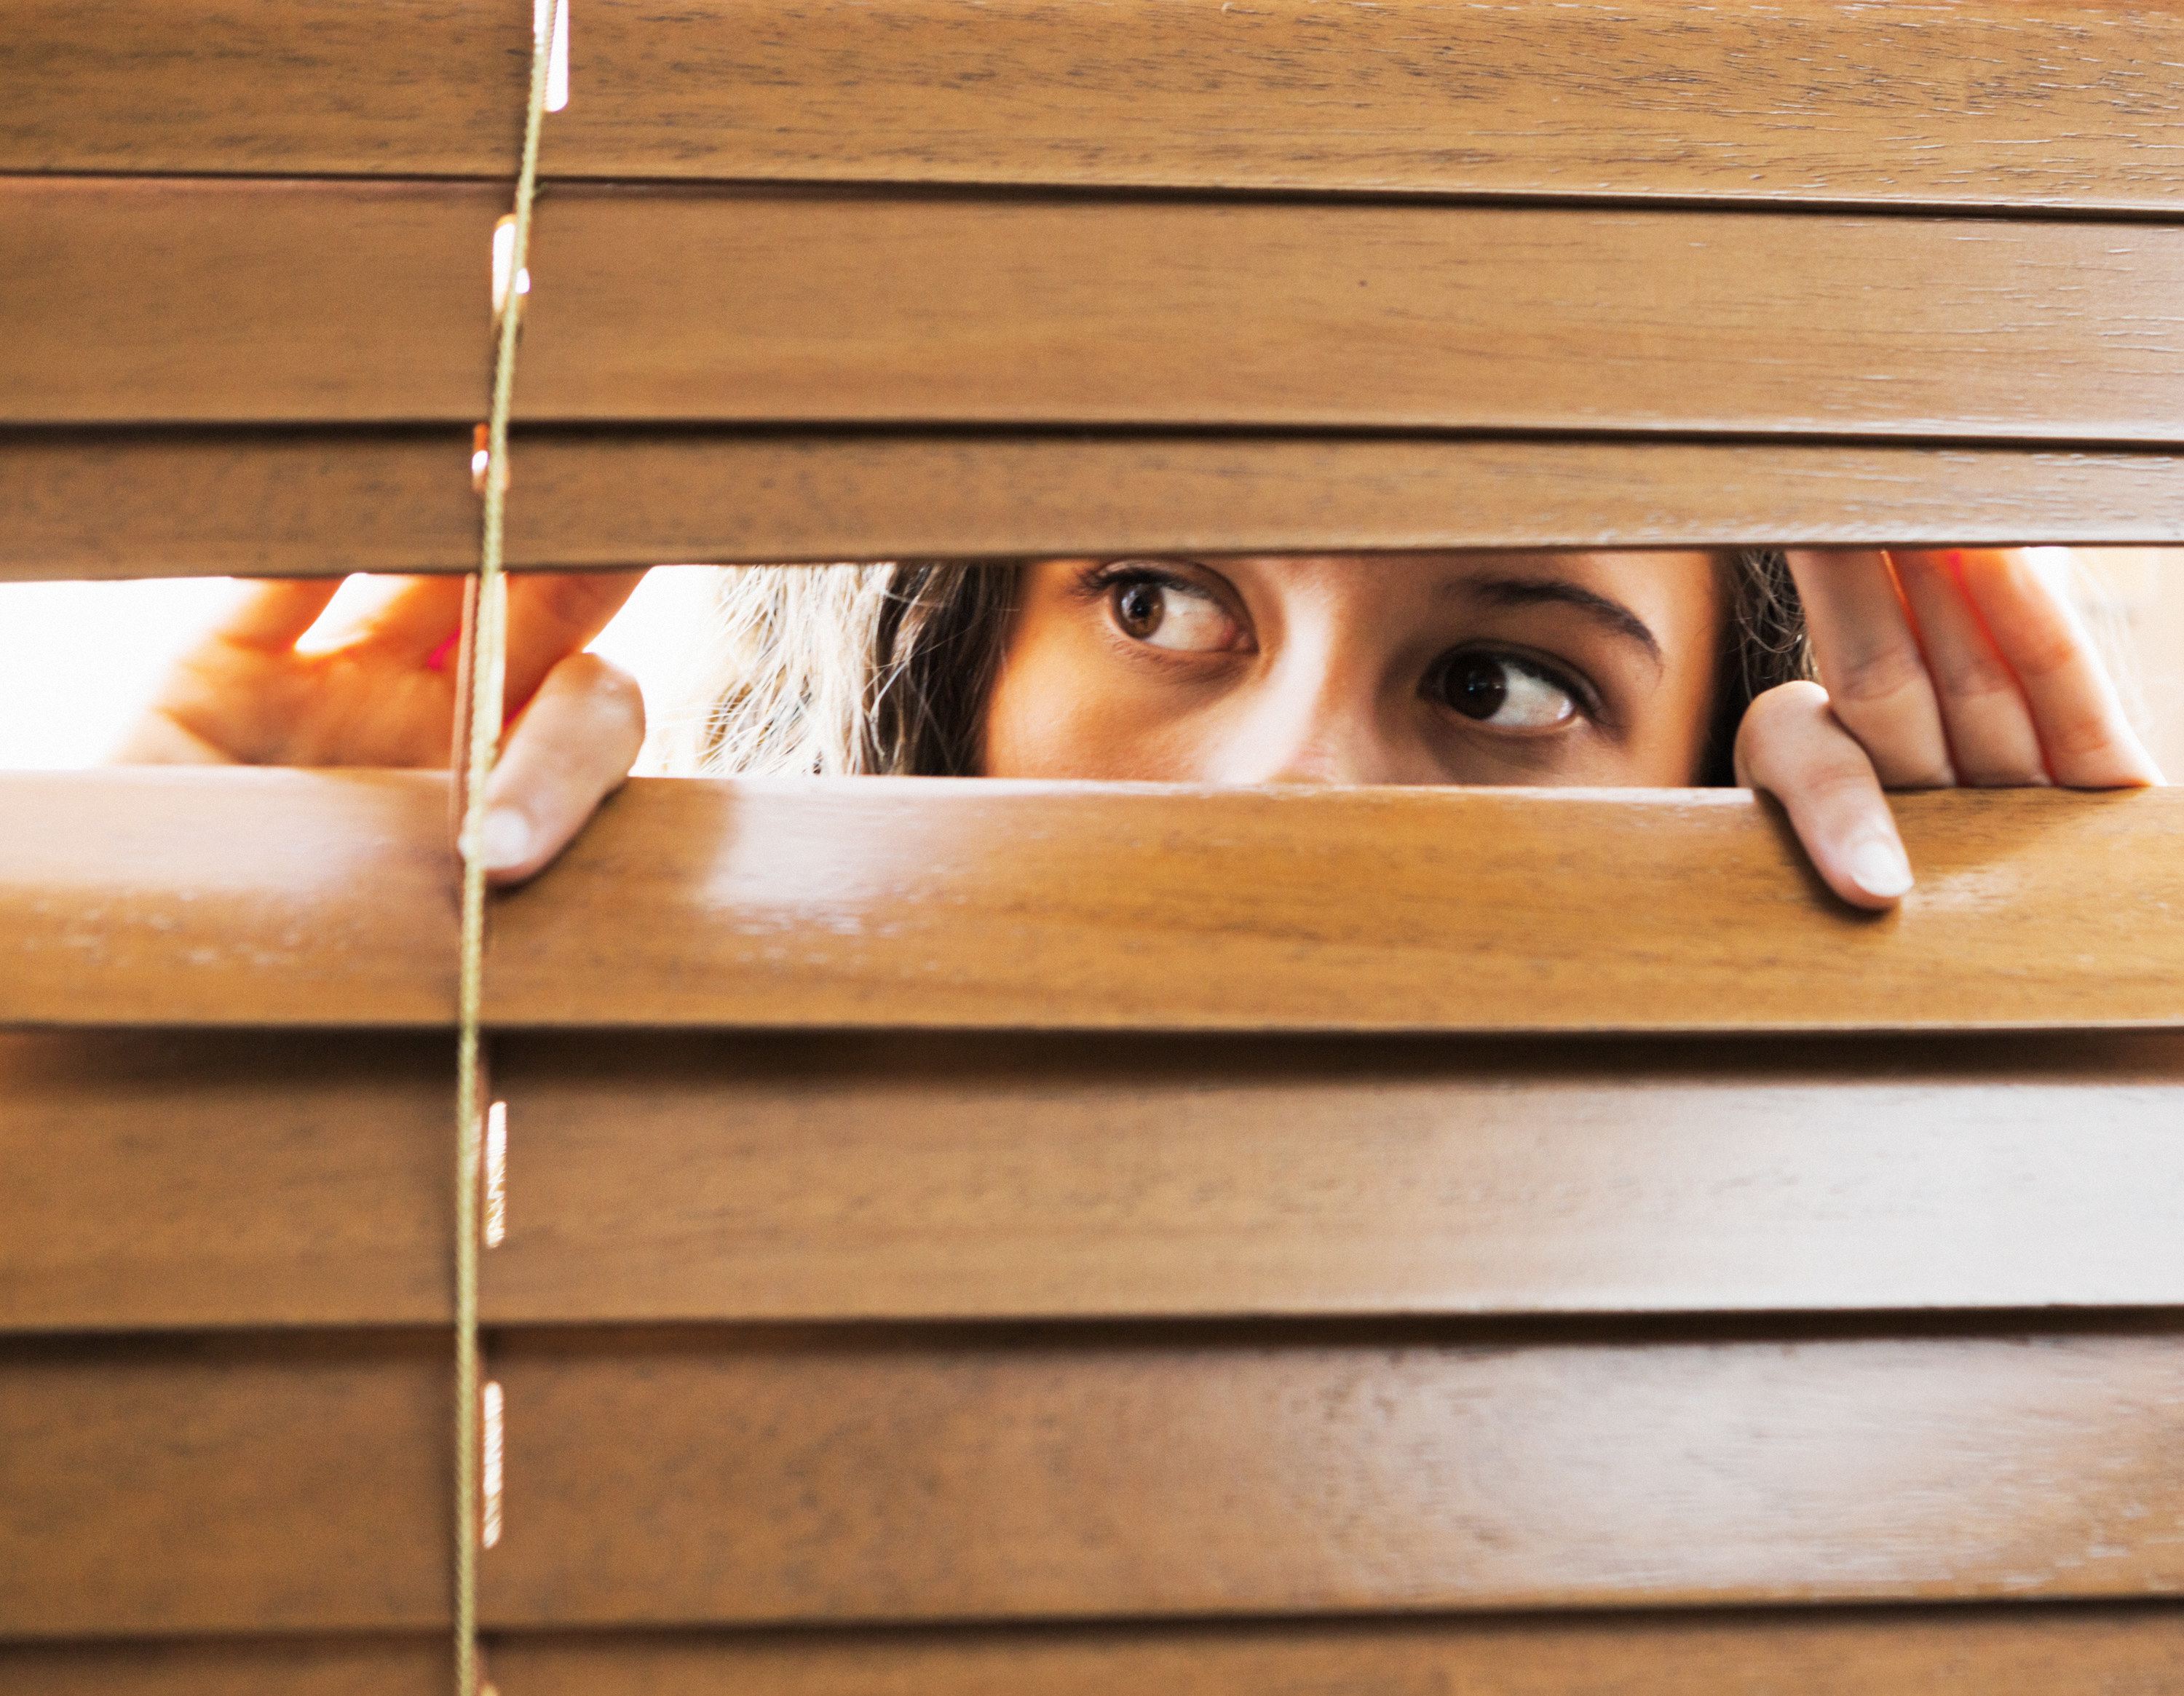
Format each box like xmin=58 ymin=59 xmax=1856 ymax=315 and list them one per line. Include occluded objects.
xmin=655 ymin=552 xmax=1816 ymax=784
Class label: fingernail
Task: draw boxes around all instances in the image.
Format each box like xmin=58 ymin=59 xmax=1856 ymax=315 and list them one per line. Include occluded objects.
xmin=478 ymin=807 xmax=532 ymax=871
xmin=1848 ymin=838 xmax=1914 ymax=900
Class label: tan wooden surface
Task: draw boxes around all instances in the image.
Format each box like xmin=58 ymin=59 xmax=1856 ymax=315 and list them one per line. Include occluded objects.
xmin=11 ymin=0 xmax=2184 ymax=214
xmin=0 ymin=1031 xmax=452 ymax=1331
xmin=0 ymin=770 xmax=456 ymax=1027
xmin=0 ymin=1334 xmax=448 ymax=1636
xmin=11 ymin=1609 xmax=2184 ymax=1695
xmin=7 ymin=772 xmax=2182 ymax=1031
xmin=0 ymin=1638 xmax=443 ymax=1696
xmin=15 ymin=431 xmax=2184 ymax=583
xmin=484 ymin=1326 xmax=2184 ymax=1623
xmin=5 ymin=1326 xmax=2173 ymax=1633
xmin=11 ymin=181 xmax=2184 ymax=438
xmin=11 ymin=1028 xmax=2181 ymax=1332
xmin=498 ymin=780 xmax=2184 ymax=1031
xmin=488 ymin=1610 xmax=2184 ymax=1695
xmin=485 ymin=1031 xmax=2184 ymax=1323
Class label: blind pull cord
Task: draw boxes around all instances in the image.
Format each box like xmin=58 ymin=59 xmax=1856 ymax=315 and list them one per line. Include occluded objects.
xmin=454 ymin=2 xmax=563 ymax=1691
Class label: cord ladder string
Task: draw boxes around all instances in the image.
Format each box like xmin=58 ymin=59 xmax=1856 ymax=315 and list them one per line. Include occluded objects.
xmin=454 ymin=4 xmax=562 ymax=1689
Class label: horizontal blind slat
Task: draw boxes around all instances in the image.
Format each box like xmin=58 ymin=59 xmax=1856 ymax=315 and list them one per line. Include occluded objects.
xmin=10 ymin=1609 xmax=2184 ymax=1693
xmin=12 ymin=431 xmax=2184 ymax=582
xmin=13 ymin=1029 xmax=2184 ymax=1333
xmin=485 ymin=1611 xmax=2184 ymax=1695
xmin=483 ymin=1031 xmax=2184 ymax=1323
xmin=6 ymin=773 xmax=2181 ymax=1031
xmin=9 ymin=1326 xmax=2176 ymax=1634
xmin=0 ymin=1032 xmax=454 ymax=1331
xmin=482 ymin=1326 xmax=2184 ymax=1623
xmin=9 ymin=0 xmax=2184 ymax=212
xmin=0 ymin=1335 xmax=449 ymax=1636
xmin=9 ymin=182 xmax=2183 ymax=435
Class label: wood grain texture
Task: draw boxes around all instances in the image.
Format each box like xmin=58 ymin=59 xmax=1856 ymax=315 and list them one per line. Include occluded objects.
xmin=10 ymin=181 xmax=2184 ymax=438
xmin=12 ymin=0 xmax=2184 ymax=213
xmin=6 ymin=1326 xmax=2180 ymax=1635
xmin=16 ymin=431 xmax=2184 ymax=583
xmin=0 ymin=1334 xmax=449 ymax=1636
xmin=486 ymin=1609 xmax=2184 ymax=1696
xmin=489 ymin=779 xmax=2184 ymax=1031
xmin=11 ymin=1609 xmax=2184 ymax=1693
xmin=7 ymin=772 xmax=2183 ymax=1031
xmin=0 ymin=769 xmax=456 ymax=1027
xmin=0 ymin=1032 xmax=452 ymax=1331
xmin=14 ymin=1028 xmax=2181 ymax=1333
xmin=0 ymin=1638 xmax=443 ymax=1695
xmin=483 ymin=1326 xmax=2184 ymax=1624
xmin=482 ymin=1031 xmax=2184 ymax=1324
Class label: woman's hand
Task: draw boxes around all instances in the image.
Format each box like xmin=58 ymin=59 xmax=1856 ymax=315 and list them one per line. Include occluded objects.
xmin=1736 ymin=550 xmax=2161 ymax=911
xmin=115 ymin=571 xmax=648 ymax=885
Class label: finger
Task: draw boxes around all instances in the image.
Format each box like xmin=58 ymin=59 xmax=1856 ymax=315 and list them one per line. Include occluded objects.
xmin=1736 ymin=680 xmax=1914 ymax=911
xmin=1888 ymin=551 xmax=2049 ymax=786
xmin=501 ymin=571 xmax=649 ymax=710
xmin=1785 ymin=549 xmax=1955 ymax=788
xmin=474 ymin=654 xmax=646 ymax=887
xmin=344 ymin=575 xmax=472 ymax=666
xmin=208 ymin=579 xmax=345 ymax=651
xmin=1952 ymin=550 xmax=2164 ymax=788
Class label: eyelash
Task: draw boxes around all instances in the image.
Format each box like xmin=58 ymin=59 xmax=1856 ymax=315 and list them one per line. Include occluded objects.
xmin=1080 ymin=560 xmax=1206 ymax=601
xmin=1427 ymin=646 xmax=1602 ymax=722
xmin=1075 ymin=563 xmax=1605 ymax=721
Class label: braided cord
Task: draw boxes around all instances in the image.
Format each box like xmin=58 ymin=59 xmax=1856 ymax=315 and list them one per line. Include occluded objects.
xmin=456 ymin=4 xmax=560 ymax=1691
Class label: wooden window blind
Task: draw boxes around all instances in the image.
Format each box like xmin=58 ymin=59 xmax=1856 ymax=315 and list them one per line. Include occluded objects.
xmin=6 ymin=1 xmax=2183 ymax=1690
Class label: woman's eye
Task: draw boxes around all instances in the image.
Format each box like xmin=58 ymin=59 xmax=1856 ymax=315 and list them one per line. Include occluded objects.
xmin=1434 ymin=653 xmax=1580 ymax=729
xmin=1109 ymin=579 xmax=1239 ymax=652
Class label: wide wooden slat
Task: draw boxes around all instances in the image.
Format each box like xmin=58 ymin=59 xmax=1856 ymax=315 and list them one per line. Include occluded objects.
xmin=11 ymin=0 xmax=2184 ymax=214
xmin=11 ymin=1326 xmax=2170 ymax=1633
xmin=10 ymin=181 xmax=2183 ymax=437
xmin=0 ymin=769 xmax=456 ymax=1027
xmin=12 ymin=1029 xmax=2181 ymax=1332
xmin=485 ymin=1326 xmax=2184 ymax=1624
xmin=0 ymin=1334 xmax=448 ymax=1636
xmin=7 ymin=772 xmax=2182 ymax=1031
xmin=487 ymin=1610 xmax=2184 ymax=1696
xmin=0 ymin=1638 xmax=443 ymax=1696
xmin=0 ymin=1032 xmax=452 ymax=1331
xmin=494 ymin=781 xmax=2184 ymax=1030
xmin=483 ymin=1032 xmax=2184 ymax=1324
xmin=15 ymin=431 xmax=2184 ymax=582
xmin=12 ymin=1609 xmax=2184 ymax=1695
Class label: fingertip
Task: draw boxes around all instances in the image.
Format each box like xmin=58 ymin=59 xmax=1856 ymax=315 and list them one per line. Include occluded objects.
xmin=1845 ymin=836 xmax=1915 ymax=903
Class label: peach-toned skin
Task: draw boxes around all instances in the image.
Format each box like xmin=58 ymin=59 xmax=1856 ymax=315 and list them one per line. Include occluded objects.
xmin=117 ymin=549 xmax=2159 ymax=908
xmin=984 ymin=553 xmax=1725 ymax=790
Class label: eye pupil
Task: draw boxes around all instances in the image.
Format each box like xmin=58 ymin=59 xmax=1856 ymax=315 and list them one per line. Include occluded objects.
xmin=1115 ymin=582 xmax=1164 ymax=637
xmin=1446 ymin=655 xmax=1508 ymax=721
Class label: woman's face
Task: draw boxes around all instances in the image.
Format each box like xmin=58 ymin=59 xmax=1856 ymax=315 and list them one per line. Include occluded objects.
xmin=981 ymin=553 xmax=1725 ymax=785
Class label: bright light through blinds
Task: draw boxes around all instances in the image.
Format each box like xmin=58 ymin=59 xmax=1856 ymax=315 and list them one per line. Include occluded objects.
xmin=0 ymin=567 xmax=724 ymax=772
xmin=0 ymin=557 xmax=2177 ymax=775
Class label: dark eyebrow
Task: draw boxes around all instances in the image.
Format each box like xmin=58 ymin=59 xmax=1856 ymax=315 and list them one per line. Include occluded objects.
xmin=1453 ymin=575 xmax=1663 ymax=666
